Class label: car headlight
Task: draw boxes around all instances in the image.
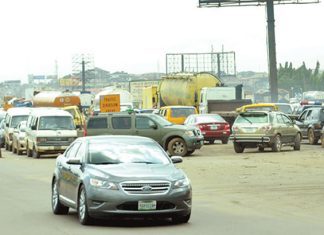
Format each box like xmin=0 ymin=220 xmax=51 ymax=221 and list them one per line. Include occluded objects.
xmin=90 ymin=178 xmax=118 ymax=190
xmin=174 ymin=177 xmax=190 ymax=188
xmin=185 ymin=131 xmax=195 ymax=137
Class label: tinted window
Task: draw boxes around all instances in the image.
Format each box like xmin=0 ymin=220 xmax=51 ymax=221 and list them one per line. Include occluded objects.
xmin=75 ymin=142 xmax=86 ymax=161
xmin=112 ymin=117 xmax=131 ymax=129
xmin=87 ymin=118 xmax=108 ymax=129
xmin=135 ymin=117 xmax=155 ymax=129
xmin=171 ymin=108 xmax=196 ymax=118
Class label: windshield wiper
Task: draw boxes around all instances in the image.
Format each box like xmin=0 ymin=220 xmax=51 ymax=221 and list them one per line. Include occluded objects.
xmin=131 ymin=161 xmax=155 ymax=164
xmin=92 ymin=162 xmax=119 ymax=165
xmin=240 ymin=116 xmax=253 ymax=124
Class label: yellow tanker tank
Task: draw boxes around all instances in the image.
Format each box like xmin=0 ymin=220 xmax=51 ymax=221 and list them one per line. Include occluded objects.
xmin=158 ymin=72 xmax=222 ymax=107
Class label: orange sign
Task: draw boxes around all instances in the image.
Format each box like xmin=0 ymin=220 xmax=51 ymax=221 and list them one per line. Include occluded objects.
xmin=100 ymin=94 xmax=120 ymax=112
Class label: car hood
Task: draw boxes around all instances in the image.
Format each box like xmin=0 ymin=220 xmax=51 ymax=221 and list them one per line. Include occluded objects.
xmin=86 ymin=163 xmax=185 ymax=182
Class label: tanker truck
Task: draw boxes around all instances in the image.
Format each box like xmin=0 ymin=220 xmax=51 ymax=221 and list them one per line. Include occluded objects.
xmin=157 ymin=72 xmax=252 ymax=125
xmin=32 ymin=91 xmax=85 ymax=129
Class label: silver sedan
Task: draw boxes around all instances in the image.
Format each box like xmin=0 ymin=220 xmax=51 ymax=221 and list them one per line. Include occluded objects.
xmin=51 ymin=135 xmax=192 ymax=225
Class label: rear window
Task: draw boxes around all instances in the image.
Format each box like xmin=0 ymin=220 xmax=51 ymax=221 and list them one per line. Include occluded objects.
xmin=112 ymin=117 xmax=131 ymax=129
xmin=87 ymin=117 xmax=108 ymax=129
xmin=276 ymin=104 xmax=293 ymax=114
xmin=236 ymin=113 xmax=269 ymax=124
xmin=195 ymin=115 xmax=225 ymax=123
xmin=171 ymin=108 xmax=196 ymax=118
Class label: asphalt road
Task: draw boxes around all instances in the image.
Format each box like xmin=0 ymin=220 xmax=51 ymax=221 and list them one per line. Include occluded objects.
xmin=0 ymin=142 xmax=323 ymax=235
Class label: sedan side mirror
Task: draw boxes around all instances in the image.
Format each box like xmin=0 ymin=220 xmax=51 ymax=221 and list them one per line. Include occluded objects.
xmin=171 ymin=156 xmax=183 ymax=164
xmin=67 ymin=159 xmax=81 ymax=165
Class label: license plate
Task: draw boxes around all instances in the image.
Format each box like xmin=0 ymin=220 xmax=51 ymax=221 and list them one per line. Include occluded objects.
xmin=138 ymin=200 xmax=157 ymax=211
xmin=243 ymin=128 xmax=256 ymax=133
xmin=210 ymin=125 xmax=218 ymax=130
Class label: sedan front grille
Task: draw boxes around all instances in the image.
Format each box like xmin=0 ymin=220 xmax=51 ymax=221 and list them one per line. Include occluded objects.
xmin=120 ymin=181 xmax=171 ymax=195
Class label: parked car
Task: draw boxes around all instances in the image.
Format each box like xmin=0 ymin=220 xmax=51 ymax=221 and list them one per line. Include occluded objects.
xmin=295 ymin=107 xmax=324 ymax=144
xmin=184 ymin=114 xmax=230 ymax=144
xmin=12 ymin=120 xmax=27 ymax=155
xmin=158 ymin=106 xmax=198 ymax=125
xmin=3 ymin=107 xmax=31 ymax=151
xmin=51 ymin=135 xmax=192 ymax=225
xmin=85 ymin=112 xmax=203 ymax=156
xmin=230 ymin=111 xmax=301 ymax=153
xmin=0 ymin=120 xmax=5 ymax=147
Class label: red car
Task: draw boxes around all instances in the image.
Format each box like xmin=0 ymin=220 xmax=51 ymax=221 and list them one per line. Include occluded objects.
xmin=184 ymin=114 xmax=230 ymax=144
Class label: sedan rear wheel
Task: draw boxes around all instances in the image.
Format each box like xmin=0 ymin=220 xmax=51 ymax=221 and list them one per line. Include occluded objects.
xmin=272 ymin=135 xmax=281 ymax=152
xmin=52 ymin=179 xmax=69 ymax=215
xmin=167 ymin=138 xmax=187 ymax=157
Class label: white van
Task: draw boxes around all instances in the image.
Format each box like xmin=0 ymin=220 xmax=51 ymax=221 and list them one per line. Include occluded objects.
xmin=25 ymin=108 xmax=77 ymax=158
xmin=4 ymin=107 xmax=31 ymax=151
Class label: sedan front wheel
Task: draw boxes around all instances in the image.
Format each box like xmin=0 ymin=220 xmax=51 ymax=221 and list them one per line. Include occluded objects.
xmin=78 ymin=185 xmax=93 ymax=225
xmin=52 ymin=179 xmax=69 ymax=215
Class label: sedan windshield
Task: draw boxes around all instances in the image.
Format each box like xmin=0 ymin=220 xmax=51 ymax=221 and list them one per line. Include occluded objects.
xmin=88 ymin=140 xmax=171 ymax=165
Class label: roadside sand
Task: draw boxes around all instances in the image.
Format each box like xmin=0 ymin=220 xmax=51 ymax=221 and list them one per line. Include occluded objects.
xmin=180 ymin=141 xmax=324 ymax=225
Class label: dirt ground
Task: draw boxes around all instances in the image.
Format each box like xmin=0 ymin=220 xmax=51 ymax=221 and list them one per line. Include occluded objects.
xmin=179 ymin=140 xmax=324 ymax=225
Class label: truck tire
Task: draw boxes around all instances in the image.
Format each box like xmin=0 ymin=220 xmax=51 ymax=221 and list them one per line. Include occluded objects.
xmin=233 ymin=142 xmax=244 ymax=153
xmin=272 ymin=135 xmax=282 ymax=152
xmin=167 ymin=138 xmax=187 ymax=157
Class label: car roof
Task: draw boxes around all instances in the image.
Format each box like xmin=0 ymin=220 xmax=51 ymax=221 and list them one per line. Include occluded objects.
xmin=29 ymin=108 xmax=73 ymax=117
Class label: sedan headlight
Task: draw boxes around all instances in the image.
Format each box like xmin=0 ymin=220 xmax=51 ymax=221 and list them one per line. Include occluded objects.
xmin=89 ymin=178 xmax=118 ymax=190
xmin=174 ymin=177 xmax=190 ymax=188
xmin=185 ymin=131 xmax=195 ymax=137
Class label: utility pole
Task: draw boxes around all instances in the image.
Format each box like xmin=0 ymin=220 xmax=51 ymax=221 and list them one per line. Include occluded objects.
xmin=266 ymin=0 xmax=278 ymax=102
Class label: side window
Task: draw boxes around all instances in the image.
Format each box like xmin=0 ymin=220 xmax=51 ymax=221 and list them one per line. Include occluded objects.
xmin=281 ymin=115 xmax=291 ymax=124
xmin=65 ymin=142 xmax=81 ymax=159
xmin=305 ymin=110 xmax=313 ymax=120
xmin=276 ymin=114 xmax=284 ymax=124
xmin=87 ymin=117 xmax=107 ymax=129
xmin=311 ymin=109 xmax=320 ymax=120
xmin=112 ymin=117 xmax=131 ymax=129
xmin=75 ymin=142 xmax=86 ymax=161
xmin=299 ymin=111 xmax=308 ymax=121
xmin=135 ymin=117 xmax=154 ymax=129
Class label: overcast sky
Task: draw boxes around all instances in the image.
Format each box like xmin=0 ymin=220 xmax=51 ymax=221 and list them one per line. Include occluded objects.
xmin=0 ymin=0 xmax=323 ymax=82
